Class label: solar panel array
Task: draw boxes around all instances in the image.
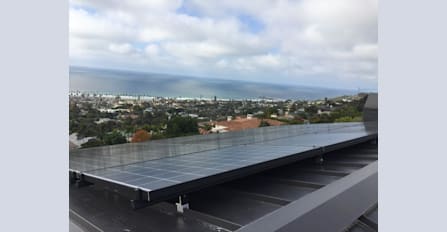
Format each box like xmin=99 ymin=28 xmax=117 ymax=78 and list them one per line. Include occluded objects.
xmin=70 ymin=122 xmax=377 ymax=202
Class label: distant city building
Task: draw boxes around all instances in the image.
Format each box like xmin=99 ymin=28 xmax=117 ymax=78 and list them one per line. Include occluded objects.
xmin=95 ymin=118 xmax=114 ymax=124
xmin=144 ymin=107 xmax=153 ymax=113
xmin=317 ymin=109 xmax=331 ymax=115
xmin=211 ymin=125 xmax=228 ymax=133
xmin=277 ymin=109 xmax=284 ymax=115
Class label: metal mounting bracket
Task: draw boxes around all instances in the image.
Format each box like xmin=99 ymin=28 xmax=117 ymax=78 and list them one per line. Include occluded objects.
xmin=75 ymin=174 xmax=93 ymax=188
xmin=175 ymin=195 xmax=189 ymax=214
xmin=130 ymin=189 xmax=149 ymax=210
xmin=314 ymin=154 xmax=324 ymax=165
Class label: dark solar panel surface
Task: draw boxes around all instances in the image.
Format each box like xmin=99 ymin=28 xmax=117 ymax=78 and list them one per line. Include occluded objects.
xmin=70 ymin=122 xmax=377 ymax=201
xmin=85 ymin=144 xmax=313 ymax=191
xmin=70 ymin=122 xmax=365 ymax=172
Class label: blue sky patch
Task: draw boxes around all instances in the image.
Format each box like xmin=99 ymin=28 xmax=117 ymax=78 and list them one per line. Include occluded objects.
xmin=238 ymin=14 xmax=264 ymax=34
xmin=176 ymin=1 xmax=202 ymax=17
xmin=71 ymin=5 xmax=97 ymax=15
xmin=131 ymin=42 xmax=147 ymax=51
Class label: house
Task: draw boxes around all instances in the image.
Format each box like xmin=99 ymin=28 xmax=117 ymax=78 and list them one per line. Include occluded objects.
xmin=211 ymin=125 xmax=228 ymax=133
xmin=317 ymin=109 xmax=331 ymax=115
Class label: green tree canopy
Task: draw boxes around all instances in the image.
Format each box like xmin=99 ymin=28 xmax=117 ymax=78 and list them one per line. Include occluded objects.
xmin=166 ymin=117 xmax=199 ymax=137
xmin=259 ymin=120 xmax=271 ymax=127
xmin=81 ymin=138 xmax=104 ymax=148
xmin=103 ymin=130 xmax=127 ymax=145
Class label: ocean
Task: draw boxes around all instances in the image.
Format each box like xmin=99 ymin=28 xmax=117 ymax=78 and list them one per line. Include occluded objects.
xmin=69 ymin=66 xmax=357 ymax=100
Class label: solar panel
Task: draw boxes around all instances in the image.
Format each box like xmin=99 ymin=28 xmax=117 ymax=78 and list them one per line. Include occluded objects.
xmin=70 ymin=122 xmax=377 ymax=203
xmin=69 ymin=143 xmax=223 ymax=172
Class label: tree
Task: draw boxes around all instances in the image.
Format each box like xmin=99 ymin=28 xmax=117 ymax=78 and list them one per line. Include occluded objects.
xmin=77 ymin=120 xmax=98 ymax=138
xmin=103 ymin=130 xmax=127 ymax=145
xmin=81 ymin=138 xmax=104 ymax=148
xmin=335 ymin=116 xmax=363 ymax=122
xmin=201 ymin=123 xmax=213 ymax=131
xmin=132 ymin=105 xmax=143 ymax=113
xmin=331 ymin=105 xmax=362 ymax=119
xmin=166 ymin=116 xmax=199 ymax=137
xmin=264 ymin=107 xmax=277 ymax=118
xmin=289 ymin=117 xmax=304 ymax=124
xmin=259 ymin=120 xmax=271 ymax=127
xmin=289 ymin=103 xmax=298 ymax=113
xmin=69 ymin=120 xmax=80 ymax=134
xmin=131 ymin=129 xmax=151 ymax=143
xmin=305 ymin=105 xmax=318 ymax=114
xmin=69 ymin=103 xmax=80 ymax=120
xmin=318 ymin=114 xmax=333 ymax=123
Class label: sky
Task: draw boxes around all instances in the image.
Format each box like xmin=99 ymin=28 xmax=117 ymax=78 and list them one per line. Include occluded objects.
xmin=69 ymin=0 xmax=378 ymax=91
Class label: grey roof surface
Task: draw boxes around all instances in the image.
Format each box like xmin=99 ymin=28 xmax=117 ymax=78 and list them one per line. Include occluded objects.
xmin=364 ymin=93 xmax=378 ymax=109
xmin=69 ymin=221 xmax=84 ymax=232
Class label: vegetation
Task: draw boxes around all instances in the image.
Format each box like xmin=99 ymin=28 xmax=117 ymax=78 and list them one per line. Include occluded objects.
xmin=81 ymin=138 xmax=104 ymax=148
xmin=307 ymin=96 xmax=367 ymax=123
xmin=166 ymin=116 xmax=199 ymax=137
xmin=102 ymin=130 xmax=127 ymax=145
xmin=200 ymin=123 xmax=213 ymax=131
xmin=262 ymin=107 xmax=277 ymax=118
xmin=259 ymin=120 xmax=271 ymax=127
xmin=275 ymin=117 xmax=304 ymax=125
xmin=131 ymin=129 xmax=151 ymax=143
xmin=70 ymin=94 xmax=368 ymax=149
xmin=334 ymin=116 xmax=363 ymax=122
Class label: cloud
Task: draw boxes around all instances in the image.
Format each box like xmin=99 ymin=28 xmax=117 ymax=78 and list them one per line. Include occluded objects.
xmin=164 ymin=41 xmax=234 ymax=59
xmin=69 ymin=0 xmax=377 ymax=90
xmin=144 ymin=44 xmax=159 ymax=57
xmin=253 ymin=54 xmax=282 ymax=68
xmin=108 ymin=43 xmax=133 ymax=54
